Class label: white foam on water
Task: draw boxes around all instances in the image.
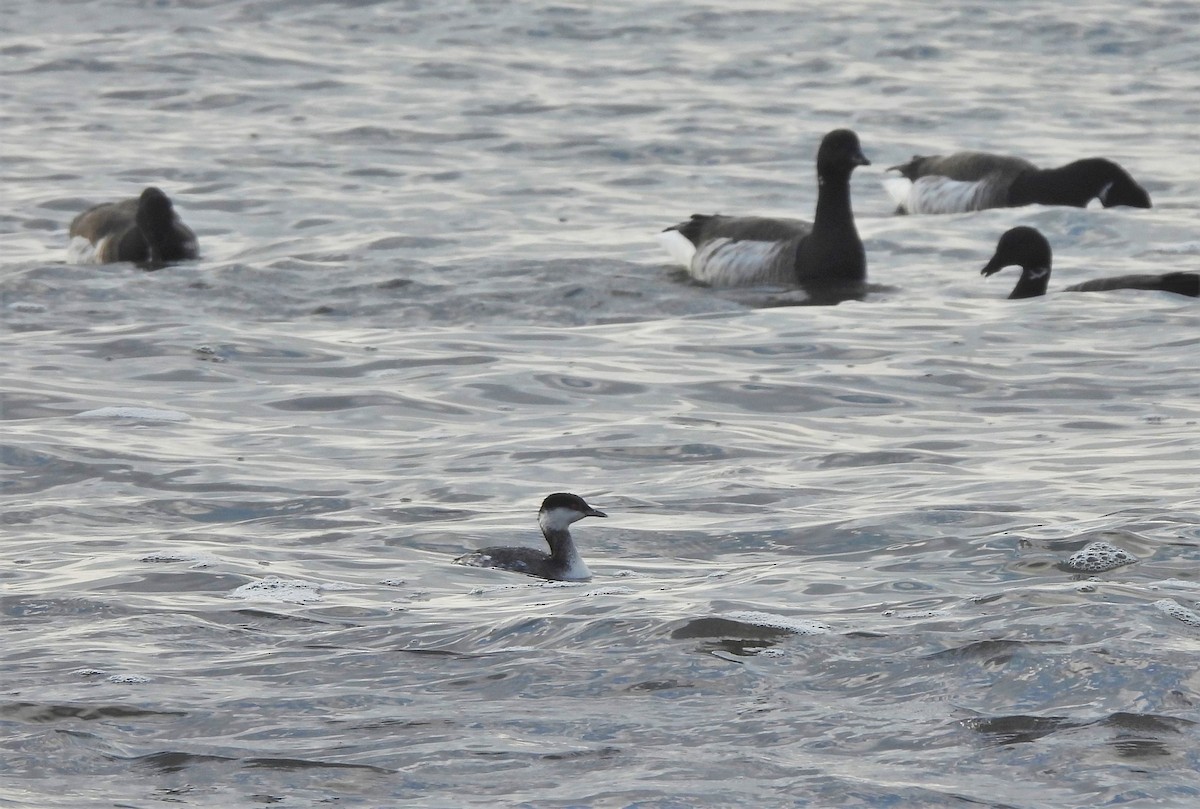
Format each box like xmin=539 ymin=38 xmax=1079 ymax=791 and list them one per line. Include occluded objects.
xmin=66 ymin=234 xmax=104 ymax=264
xmin=1153 ymin=599 xmax=1200 ymax=628
xmin=583 ymin=586 xmax=636 ymax=596
xmin=141 ymin=551 xmax=219 ymax=568
xmin=467 ymin=580 xmax=578 ymax=596
xmin=74 ymin=406 xmax=191 ymax=422
xmin=1146 ymin=241 xmax=1200 ymax=255
xmin=1155 ymin=579 xmax=1200 ymax=592
xmin=1063 ymin=541 xmax=1139 ymax=573
xmin=228 ymin=576 xmax=326 ymax=604
xmin=889 ymin=609 xmax=953 ymax=620
xmin=721 ymin=610 xmax=832 ymax=635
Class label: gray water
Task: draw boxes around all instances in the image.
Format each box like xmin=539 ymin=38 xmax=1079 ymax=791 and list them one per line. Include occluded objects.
xmin=3 ymin=1 xmax=1200 ymax=807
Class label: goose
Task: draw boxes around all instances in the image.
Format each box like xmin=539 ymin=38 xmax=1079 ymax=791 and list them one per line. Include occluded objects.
xmin=981 ymin=226 xmax=1197 ymax=299
xmin=660 ymin=128 xmax=870 ymax=289
xmin=885 ymin=150 xmax=1151 ymax=214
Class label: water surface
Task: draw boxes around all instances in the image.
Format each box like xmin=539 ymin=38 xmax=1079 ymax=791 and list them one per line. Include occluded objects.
xmin=3 ymin=1 xmax=1200 ymax=806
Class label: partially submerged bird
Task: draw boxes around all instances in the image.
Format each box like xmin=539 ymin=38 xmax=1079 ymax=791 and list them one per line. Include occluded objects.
xmin=981 ymin=226 xmax=1198 ymax=299
xmin=659 ymin=128 xmax=870 ymax=290
xmin=67 ymin=187 xmax=199 ymax=265
xmin=884 ymin=150 xmax=1151 ymax=215
xmin=453 ymin=493 xmax=607 ymax=581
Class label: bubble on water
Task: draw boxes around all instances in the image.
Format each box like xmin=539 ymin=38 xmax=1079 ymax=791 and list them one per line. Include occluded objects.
xmin=1061 ymin=541 xmax=1138 ymax=573
xmin=466 ymin=580 xmax=578 ymax=596
xmin=584 ymin=586 xmax=636 ymax=596
xmin=1154 ymin=579 xmax=1200 ymax=592
xmin=141 ymin=551 xmax=218 ymax=568
xmin=141 ymin=552 xmax=189 ymax=563
xmin=228 ymin=576 xmax=325 ymax=604
xmin=193 ymin=344 xmax=226 ymax=363
xmin=721 ymin=610 xmax=831 ymax=636
xmin=74 ymin=406 xmax=190 ymax=422
xmin=893 ymin=609 xmax=951 ymax=620
xmin=1147 ymin=241 xmax=1200 ymax=255
xmin=107 ymin=674 xmax=151 ymax=684
xmin=1154 ymin=599 xmax=1200 ymax=628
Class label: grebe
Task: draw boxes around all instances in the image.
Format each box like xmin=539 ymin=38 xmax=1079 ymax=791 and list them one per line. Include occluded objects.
xmin=454 ymin=493 xmax=607 ymax=581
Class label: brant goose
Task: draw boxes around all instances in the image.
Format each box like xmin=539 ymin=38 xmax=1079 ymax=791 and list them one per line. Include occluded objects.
xmin=660 ymin=129 xmax=870 ymax=289
xmin=981 ymin=226 xmax=1197 ymax=299
xmin=885 ymin=151 xmax=1151 ymax=214
xmin=453 ymin=493 xmax=607 ymax=581
xmin=67 ymin=187 xmax=199 ymax=265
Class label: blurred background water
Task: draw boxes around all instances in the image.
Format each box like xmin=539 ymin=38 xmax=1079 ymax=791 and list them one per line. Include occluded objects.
xmin=3 ymin=1 xmax=1200 ymax=807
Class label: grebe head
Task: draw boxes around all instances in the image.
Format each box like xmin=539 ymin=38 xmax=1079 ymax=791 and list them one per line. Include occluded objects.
xmin=538 ymin=492 xmax=607 ymax=534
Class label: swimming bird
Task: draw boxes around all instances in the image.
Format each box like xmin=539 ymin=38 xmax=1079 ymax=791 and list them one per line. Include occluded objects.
xmin=659 ymin=128 xmax=870 ymax=289
xmin=67 ymin=187 xmax=199 ymax=265
xmin=884 ymin=150 xmax=1151 ymax=214
xmin=453 ymin=493 xmax=607 ymax=581
xmin=981 ymin=226 xmax=1198 ymax=299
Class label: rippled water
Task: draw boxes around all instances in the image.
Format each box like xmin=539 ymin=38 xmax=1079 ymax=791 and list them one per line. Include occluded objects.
xmin=4 ymin=1 xmax=1200 ymax=807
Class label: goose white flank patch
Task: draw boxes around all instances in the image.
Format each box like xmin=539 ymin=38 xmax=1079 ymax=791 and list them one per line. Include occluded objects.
xmin=453 ymin=492 xmax=607 ymax=582
xmin=981 ymin=226 xmax=1199 ymax=299
xmin=68 ymin=186 xmax=199 ymax=265
xmin=885 ymin=150 xmax=1152 ymax=214
xmin=661 ymin=128 xmax=870 ymax=289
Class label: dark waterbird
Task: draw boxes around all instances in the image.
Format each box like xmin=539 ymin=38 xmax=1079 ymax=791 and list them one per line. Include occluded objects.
xmin=885 ymin=150 xmax=1151 ymax=214
xmin=981 ymin=226 xmax=1197 ymax=299
xmin=453 ymin=493 xmax=607 ymax=581
xmin=660 ymin=129 xmax=870 ymax=293
xmin=68 ymin=187 xmax=199 ymax=266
